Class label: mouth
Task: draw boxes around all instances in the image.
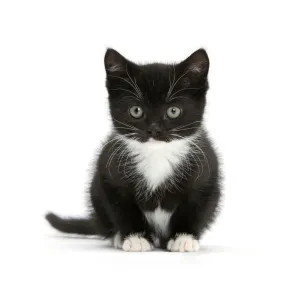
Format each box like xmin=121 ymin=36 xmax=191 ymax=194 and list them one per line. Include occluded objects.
xmin=121 ymin=131 xmax=183 ymax=143
xmin=147 ymin=137 xmax=167 ymax=143
xmin=146 ymin=134 xmax=183 ymax=143
xmin=128 ymin=134 xmax=170 ymax=143
xmin=148 ymin=135 xmax=168 ymax=142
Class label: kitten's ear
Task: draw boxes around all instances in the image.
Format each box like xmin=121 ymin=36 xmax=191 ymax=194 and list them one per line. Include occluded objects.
xmin=104 ymin=48 xmax=128 ymax=74
xmin=182 ymin=49 xmax=209 ymax=77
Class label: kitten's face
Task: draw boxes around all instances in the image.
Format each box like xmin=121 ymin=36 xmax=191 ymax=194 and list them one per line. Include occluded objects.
xmin=105 ymin=49 xmax=209 ymax=142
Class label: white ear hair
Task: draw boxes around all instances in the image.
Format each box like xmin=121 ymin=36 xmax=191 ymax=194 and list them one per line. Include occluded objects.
xmin=104 ymin=48 xmax=126 ymax=73
xmin=183 ymin=49 xmax=209 ymax=76
xmin=107 ymin=64 xmax=122 ymax=73
xmin=189 ymin=63 xmax=203 ymax=73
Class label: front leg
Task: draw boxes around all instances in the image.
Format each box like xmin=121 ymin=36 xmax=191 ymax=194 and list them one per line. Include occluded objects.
xmin=167 ymin=182 xmax=220 ymax=252
xmin=112 ymin=198 xmax=153 ymax=252
xmin=100 ymin=180 xmax=153 ymax=252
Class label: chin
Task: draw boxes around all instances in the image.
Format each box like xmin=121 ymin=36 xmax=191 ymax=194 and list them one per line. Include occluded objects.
xmin=147 ymin=137 xmax=169 ymax=143
xmin=139 ymin=138 xmax=164 ymax=143
xmin=143 ymin=135 xmax=186 ymax=143
xmin=129 ymin=135 xmax=168 ymax=143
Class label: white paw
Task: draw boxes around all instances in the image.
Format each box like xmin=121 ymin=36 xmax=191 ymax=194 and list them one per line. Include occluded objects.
xmin=167 ymin=234 xmax=199 ymax=252
xmin=122 ymin=234 xmax=153 ymax=252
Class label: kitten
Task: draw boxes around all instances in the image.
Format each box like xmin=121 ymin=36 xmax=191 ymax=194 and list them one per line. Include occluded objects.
xmin=46 ymin=48 xmax=221 ymax=252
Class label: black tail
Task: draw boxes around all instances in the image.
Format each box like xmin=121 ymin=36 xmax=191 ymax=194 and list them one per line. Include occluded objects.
xmin=45 ymin=212 xmax=97 ymax=235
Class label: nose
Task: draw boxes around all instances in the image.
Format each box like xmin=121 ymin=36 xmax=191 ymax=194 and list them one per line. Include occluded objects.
xmin=147 ymin=123 xmax=162 ymax=137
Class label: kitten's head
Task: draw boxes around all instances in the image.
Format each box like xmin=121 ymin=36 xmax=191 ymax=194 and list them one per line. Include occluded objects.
xmin=105 ymin=48 xmax=209 ymax=142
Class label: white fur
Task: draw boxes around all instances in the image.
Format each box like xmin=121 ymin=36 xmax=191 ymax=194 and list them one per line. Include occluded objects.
xmin=112 ymin=233 xmax=153 ymax=251
xmin=189 ymin=64 xmax=202 ymax=73
xmin=145 ymin=207 xmax=172 ymax=237
xmin=112 ymin=232 xmax=122 ymax=249
xmin=123 ymin=137 xmax=192 ymax=192
xmin=108 ymin=64 xmax=122 ymax=72
xmin=151 ymin=234 xmax=160 ymax=248
xmin=167 ymin=234 xmax=199 ymax=252
xmin=122 ymin=234 xmax=153 ymax=252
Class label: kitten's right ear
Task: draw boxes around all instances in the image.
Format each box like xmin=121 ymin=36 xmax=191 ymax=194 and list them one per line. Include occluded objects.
xmin=104 ymin=48 xmax=127 ymax=74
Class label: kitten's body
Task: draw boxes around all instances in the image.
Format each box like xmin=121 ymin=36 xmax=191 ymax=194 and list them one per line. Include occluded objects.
xmin=46 ymin=48 xmax=221 ymax=252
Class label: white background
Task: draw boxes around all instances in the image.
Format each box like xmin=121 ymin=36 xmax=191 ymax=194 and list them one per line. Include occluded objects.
xmin=1 ymin=0 xmax=299 ymax=299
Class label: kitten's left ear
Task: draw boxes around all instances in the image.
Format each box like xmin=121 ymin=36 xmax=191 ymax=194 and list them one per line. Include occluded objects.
xmin=182 ymin=49 xmax=209 ymax=77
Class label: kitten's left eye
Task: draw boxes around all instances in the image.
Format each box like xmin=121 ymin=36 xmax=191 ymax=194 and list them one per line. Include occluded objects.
xmin=166 ymin=106 xmax=181 ymax=119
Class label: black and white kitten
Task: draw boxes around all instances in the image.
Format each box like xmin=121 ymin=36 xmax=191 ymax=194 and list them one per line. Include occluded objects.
xmin=46 ymin=48 xmax=221 ymax=252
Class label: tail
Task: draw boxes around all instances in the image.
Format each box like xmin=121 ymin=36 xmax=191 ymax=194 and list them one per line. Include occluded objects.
xmin=45 ymin=212 xmax=97 ymax=235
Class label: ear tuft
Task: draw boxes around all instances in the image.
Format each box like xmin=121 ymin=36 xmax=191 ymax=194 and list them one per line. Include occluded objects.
xmin=104 ymin=48 xmax=126 ymax=73
xmin=183 ymin=49 xmax=209 ymax=76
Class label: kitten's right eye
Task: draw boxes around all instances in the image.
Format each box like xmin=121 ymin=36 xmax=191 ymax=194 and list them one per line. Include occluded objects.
xmin=129 ymin=106 xmax=144 ymax=119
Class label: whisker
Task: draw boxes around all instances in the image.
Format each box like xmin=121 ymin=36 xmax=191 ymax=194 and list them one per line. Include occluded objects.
xmin=170 ymin=121 xmax=201 ymax=131
xmin=112 ymin=117 xmax=142 ymax=132
xmin=100 ymin=133 xmax=135 ymax=150
xmin=133 ymin=77 xmax=143 ymax=97
xmin=117 ymin=145 xmax=129 ymax=173
xmin=106 ymin=142 xmax=126 ymax=177
xmin=169 ymin=87 xmax=202 ymax=99
xmin=106 ymin=141 xmax=123 ymax=168
xmin=188 ymin=138 xmax=211 ymax=178
xmin=123 ymin=146 xmax=134 ymax=178
xmin=170 ymin=133 xmax=210 ymax=179
xmin=167 ymin=96 xmax=191 ymax=102
xmin=168 ymin=72 xmax=172 ymax=96
xmin=121 ymin=96 xmax=143 ymax=102
xmin=188 ymin=151 xmax=203 ymax=180
xmin=107 ymin=74 xmax=142 ymax=99
xmin=106 ymin=132 xmax=140 ymax=177
xmin=166 ymin=65 xmax=176 ymax=100
xmin=126 ymin=64 xmax=143 ymax=98
xmin=108 ymin=88 xmax=141 ymax=99
xmin=171 ymin=127 xmax=200 ymax=132
xmin=114 ymin=126 xmax=140 ymax=132
xmin=166 ymin=69 xmax=190 ymax=101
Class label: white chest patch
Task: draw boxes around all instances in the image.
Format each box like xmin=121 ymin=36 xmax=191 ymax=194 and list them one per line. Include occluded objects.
xmin=123 ymin=137 xmax=192 ymax=192
xmin=144 ymin=207 xmax=173 ymax=237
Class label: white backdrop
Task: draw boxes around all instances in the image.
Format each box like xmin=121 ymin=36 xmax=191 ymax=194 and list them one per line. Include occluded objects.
xmin=1 ymin=0 xmax=299 ymax=299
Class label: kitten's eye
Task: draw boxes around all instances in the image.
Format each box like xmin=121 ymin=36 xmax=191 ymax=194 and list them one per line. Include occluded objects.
xmin=166 ymin=106 xmax=181 ymax=119
xmin=129 ymin=106 xmax=144 ymax=119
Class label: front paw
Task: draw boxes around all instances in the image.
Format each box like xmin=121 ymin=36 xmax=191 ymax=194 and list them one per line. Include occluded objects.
xmin=167 ymin=234 xmax=199 ymax=252
xmin=122 ymin=234 xmax=153 ymax=252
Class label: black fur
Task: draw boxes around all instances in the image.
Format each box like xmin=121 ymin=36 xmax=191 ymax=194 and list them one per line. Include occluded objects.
xmin=45 ymin=213 xmax=97 ymax=235
xmin=46 ymin=48 xmax=221 ymax=250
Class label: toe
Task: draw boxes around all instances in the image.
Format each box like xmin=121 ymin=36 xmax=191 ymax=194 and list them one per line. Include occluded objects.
xmin=173 ymin=238 xmax=182 ymax=251
xmin=184 ymin=238 xmax=193 ymax=252
xmin=130 ymin=237 xmax=142 ymax=251
xmin=192 ymin=240 xmax=200 ymax=251
xmin=122 ymin=235 xmax=153 ymax=252
xmin=167 ymin=239 xmax=174 ymax=251
xmin=141 ymin=238 xmax=152 ymax=251
xmin=167 ymin=234 xmax=199 ymax=252
xmin=122 ymin=239 xmax=131 ymax=251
